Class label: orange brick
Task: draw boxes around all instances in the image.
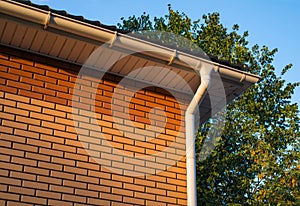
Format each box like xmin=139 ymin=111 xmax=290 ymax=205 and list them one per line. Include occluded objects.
xmin=2 ymin=120 xmax=27 ymax=130
xmin=22 ymin=64 xmax=45 ymax=75
xmin=14 ymin=129 xmax=39 ymax=139
xmin=167 ymin=190 xmax=186 ymax=199
xmin=124 ymin=145 xmax=145 ymax=154
xmin=10 ymin=57 xmax=33 ymax=66
xmin=24 ymin=166 xmax=49 ymax=176
xmin=63 ymin=179 xmax=87 ymax=189
xmin=35 ymin=62 xmax=57 ymax=72
xmin=13 ymin=142 xmax=38 ymax=153
xmin=21 ymin=195 xmax=47 ymax=205
xmin=43 ymin=108 xmax=66 ymax=118
xmin=8 ymin=186 xmax=34 ymax=196
xmin=52 ymin=143 xmax=76 ymax=153
xmin=135 ymin=93 xmax=155 ymax=102
xmin=51 ymin=171 xmax=74 ymax=181
xmin=52 ymin=156 xmax=75 ymax=167
xmin=0 ymin=154 xmax=9 ymax=163
xmin=0 ymin=71 xmax=19 ymax=81
xmin=40 ymin=134 xmax=64 ymax=144
xmin=135 ymin=191 xmax=155 ymax=200
xmin=87 ymin=198 xmax=110 ymax=206
xmin=18 ymin=89 xmax=43 ymax=100
xmin=0 ymin=192 xmax=19 ymax=201
xmin=167 ymin=178 xmax=186 ymax=186
xmin=48 ymin=199 xmax=73 ymax=206
xmin=76 ymin=175 xmax=99 ymax=184
xmin=87 ymin=183 xmax=110 ymax=193
xmin=56 ymin=91 xmax=73 ymax=100
xmin=38 ymin=162 xmax=62 ymax=171
xmin=36 ymin=190 xmax=61 ymax=199
xmin=46 ymin=82 xmax=68 ymax=93
xmin=88 ymin=170 xmax=110 ymax=180
xmin=135 ymin=141 xmax=155 ymax=150
xmin=156 ymin=98 xmax=174 ymax=107
xmin=4 ymin=107 xmax=28 ymax=117
xmin=0 ymin=53 xmax=9 ymax=60
xmin=11 ymin=157 xmax=37 ymax=167
xmin=7 ymin=80 xmax=31 ymax=90
xmin=100 ymin=192 xmax=122 ymax=202
xmin=20 ymin=76 xmax=44 ymax=87
xmin=37 ymin=175 xmax=62 ymax=185
xmin=32 ymin=86 xmax=56 ymax=96
xmin=123 ymin=183 xmax=144 ymax=192
xmin=64 ymin=165 xmax=87 ymax=175
xmin=0 ymin=111 xmax=14 ymax=121
xmin=146 ymin=175 xmax=166 ymax=183
xmin=178 ymin=198 xmax=187 ymax=205
xmin=55 ymin=117 xmax=74 ymax=126
xmin=22 ymin=180 xmax=48 ymax=190
xmin=0 ymin=176 xmax=22 ymax=186
xmin=46 ymin=70 xmax=68 ymax=80
xmin=156 ymin=195 xmax=177 ymax=204
xmin=31 ymin=99 xmax=54 ymax=109
xmin=42 ymin=121 xmax=65 ymax=131
xmin=113 ymin=135 xmax=133 ymax=145
xmin=64 ymin=152 xmax=88 ymax=162
xmin=34 ymin=73 xmax=56 ymax=84
xmin=54 ymin=130 xmax=77 ymax=140
xmin=0 ymin=168 xmax=9 ymax=176
xmin=62 ymin=194 xmax=86 ymax=203
xmin=112 ymin=174 xmax=133 ymax=184
xmin=0 ymin=139 xmax=11 ymax=149
xmin=30 ymin=112 xmax=54 ymax=122
xmin=123 ymin=196 xmax=145 ymax=205
xmin=0 ymin=84 xmax=17 ymax=94
xmin=39 ymin=147 xmax=63 ymax=157
xmin=112 ymin=188 xmax=133 ymax=197
xmin=157 ymin=182 xmax=176 ymax=191
xmin=27 ymin=138 xmax=51 ymax=149
xmin=10 ymin=171 xmax=36 ymax=181
xmin=0 ymin=125 xmax=13 ymax=134
xmin=111 ymin=202 xmax=133 ymax=206
xmin=0 ymin=184 xmax=7 ymax=192
xmin=44 ymin=95 xmax=67 ymax=105
xmin=168 ymin=166 xmax=186 ymax=174
xmin=75 ymin=188 xmax=98 ymax=198
xmin=16 ymin=116 xmax=40 ymax=126
xmin=135 ymin=178 xmax=155 ymax=187
xmin=50 ymin=185 xmax=74 ymax=194
xmin=100 ymin=179 xmax=122 ymax=189
xmin=5 ymin=93 xmax=29 ymax=103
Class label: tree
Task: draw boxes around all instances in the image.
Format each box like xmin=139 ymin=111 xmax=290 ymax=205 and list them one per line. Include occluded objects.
xmin=118 ymin=5 xmax=300 ymax=205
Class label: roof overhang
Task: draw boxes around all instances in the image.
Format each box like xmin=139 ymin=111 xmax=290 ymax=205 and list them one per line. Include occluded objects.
xmin=0 ymin=0 xmax=260 ymax=122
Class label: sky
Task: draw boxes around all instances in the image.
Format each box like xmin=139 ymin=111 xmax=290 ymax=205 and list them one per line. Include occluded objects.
xmin=31 ymin=0 xmax=300 ymax=105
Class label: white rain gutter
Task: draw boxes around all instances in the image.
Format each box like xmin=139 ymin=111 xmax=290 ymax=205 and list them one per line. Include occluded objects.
xmin=0 ymin=0 xmax=260 ymax=84
xmin=185 ymin=63 xmax=213 ymax=206
xmin=0 ymin=1 xmax=261 ymax=206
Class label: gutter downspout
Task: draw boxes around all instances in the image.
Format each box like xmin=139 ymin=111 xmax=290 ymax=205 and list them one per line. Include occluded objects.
xmin=186 ymin=63 xmax=213 ymax=206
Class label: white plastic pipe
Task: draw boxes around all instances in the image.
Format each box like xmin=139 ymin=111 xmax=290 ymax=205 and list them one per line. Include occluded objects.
xmin=185 ymin=63 xmax=213 ymax=206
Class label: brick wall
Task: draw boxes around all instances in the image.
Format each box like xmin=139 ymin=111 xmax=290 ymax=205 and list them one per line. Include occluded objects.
xmin=0 ymin=46 xmax=188 ymax=205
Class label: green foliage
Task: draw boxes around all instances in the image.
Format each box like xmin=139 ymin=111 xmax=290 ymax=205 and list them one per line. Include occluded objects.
xmin=118 ymin=5 xmax=300 ymax=205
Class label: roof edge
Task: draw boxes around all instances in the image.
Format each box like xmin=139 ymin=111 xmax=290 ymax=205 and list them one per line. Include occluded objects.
xmin=0 ymin=0 xmax=260 ymax=84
